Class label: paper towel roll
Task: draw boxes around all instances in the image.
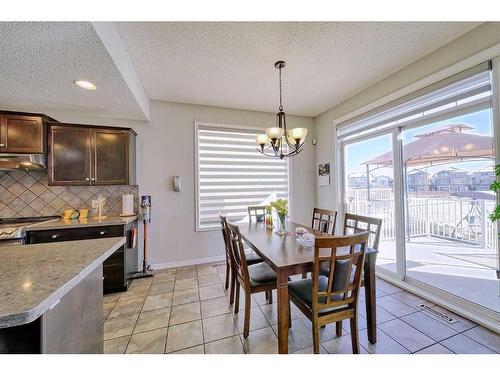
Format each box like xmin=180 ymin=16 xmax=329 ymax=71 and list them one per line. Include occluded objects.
xmin=122 ymin=194 xmax=134 ymax=215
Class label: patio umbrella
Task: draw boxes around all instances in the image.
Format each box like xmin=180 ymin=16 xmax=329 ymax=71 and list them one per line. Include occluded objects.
xmin=361 ymin=125 xmax=494 ymax=168
xmin=360 ymin=124 xmax=494 ymax=205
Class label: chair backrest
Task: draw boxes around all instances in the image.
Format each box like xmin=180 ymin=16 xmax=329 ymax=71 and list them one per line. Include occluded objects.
xmin=248 ymin=205 xmax=266 ymax=223
xmin=311 ymin=208 xmax=337 ymax=235
xmin=343 ymin=213 xmax=382 ymax=250
xmin=312 ymin=232 xmax=369 ymax=313
xmin=219 ymin=214 xmax=232 ymax=261
xmin=226 ymin=221 xmax=250 ymax=285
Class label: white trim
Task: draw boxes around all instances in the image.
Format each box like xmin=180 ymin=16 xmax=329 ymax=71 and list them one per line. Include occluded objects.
xmin=152 ymin=255 xmax=226 ymax=270
xmin=332 ymin=42 xmax=500 ymax=128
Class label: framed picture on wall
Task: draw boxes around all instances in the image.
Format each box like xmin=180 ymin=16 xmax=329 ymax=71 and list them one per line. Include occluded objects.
xmin=318 ymin=163 xmax=330 ymax=186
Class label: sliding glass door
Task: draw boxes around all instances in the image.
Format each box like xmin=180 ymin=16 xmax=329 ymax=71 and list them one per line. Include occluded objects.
xmin=402 ymin=109 xmax=498 ymax=313
xmin=338 ymin=61 xmax=499 ymax=316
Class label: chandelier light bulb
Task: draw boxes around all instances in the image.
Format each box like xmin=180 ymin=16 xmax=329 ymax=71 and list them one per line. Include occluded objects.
xmin=255 ymin=134 xmax=270 ymax=145
xmin=288 ymin=128 xmax=308 ymax=141
xmin=265 ymin=127 xmax=284 ymax=140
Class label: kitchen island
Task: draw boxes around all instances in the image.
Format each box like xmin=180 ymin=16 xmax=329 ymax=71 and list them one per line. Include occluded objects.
xmin=0 ymin=237 xmax=126 ymax=354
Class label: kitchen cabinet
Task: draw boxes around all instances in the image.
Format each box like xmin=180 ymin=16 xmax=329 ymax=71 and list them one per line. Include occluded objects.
xmin=48 ymin=124 xmax=136 ymax=186
xmin=0 ymin=113 xmax=46 ymax=154
xmin=26 ymin=221 xmax=139 ymax=294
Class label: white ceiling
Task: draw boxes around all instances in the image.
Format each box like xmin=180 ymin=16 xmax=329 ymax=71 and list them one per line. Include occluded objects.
xmin=115 ymin=22 xmax=480 ymax=117
xmin=0 ymin=22 xmax=148 ymax=121
xmin=0 ymin=22 xmax=481 ymax=121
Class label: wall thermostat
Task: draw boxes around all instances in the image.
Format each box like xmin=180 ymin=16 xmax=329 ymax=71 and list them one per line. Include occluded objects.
xmin=173 ymin=176 xmax=182 ymax=192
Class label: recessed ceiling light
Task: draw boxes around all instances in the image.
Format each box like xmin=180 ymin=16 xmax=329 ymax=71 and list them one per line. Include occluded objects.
xmin=73 ymin=80 xmax=97 ymax=90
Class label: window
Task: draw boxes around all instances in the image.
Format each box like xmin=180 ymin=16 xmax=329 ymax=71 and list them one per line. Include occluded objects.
xmin=195 ymin=122 xmax=289 ymax=230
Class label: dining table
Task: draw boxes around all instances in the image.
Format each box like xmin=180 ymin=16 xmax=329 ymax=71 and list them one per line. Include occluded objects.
xmin=238 ymin=220 xmax=378 ymax=354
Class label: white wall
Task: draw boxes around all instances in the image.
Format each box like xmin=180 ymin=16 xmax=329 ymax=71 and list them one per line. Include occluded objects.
xmin=53 ymin=100 xmax=315 ymax=268
xmin=314 ymin=22 xmax=500 ymax=211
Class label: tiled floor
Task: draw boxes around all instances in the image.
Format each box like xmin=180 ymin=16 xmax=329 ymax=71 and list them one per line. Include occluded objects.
xmin=102 ymin=262 xmax=500 ymax=354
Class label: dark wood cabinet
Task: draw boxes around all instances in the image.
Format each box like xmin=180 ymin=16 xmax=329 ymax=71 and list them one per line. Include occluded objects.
xmin=26 ymin=221 xmax=139 ymax=294
xmin=48 ymin=124 xmax=136 ymax=186
xmin=49 ymin=126 xmax=92 ymax=185
xmin=93 ymin=129 xmax=130 ymax=185
xmin=0 ymin=114 xmax=46 ymax=154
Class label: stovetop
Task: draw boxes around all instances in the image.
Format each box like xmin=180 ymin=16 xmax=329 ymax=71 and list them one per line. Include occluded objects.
xmin=0 ymin=216 xmax=60 ymax=240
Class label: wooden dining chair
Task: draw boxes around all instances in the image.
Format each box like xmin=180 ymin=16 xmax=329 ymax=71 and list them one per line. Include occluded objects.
xmin=288 ymin=231 xmax=369 ymax=354
xmin=311 ymin=207 xmax=337 ymax=235
xmin=302 ymin=208 xmax=339 ymax=279
xmin=219 ymin=215 xmax=268 ymax=305
xmin=225 ymin=221 xmax=290 ymax=338
xmin=333 ymin=212 xmax=383 ymax=336
xmin=248 ymin=205 xmax=266 ymax=223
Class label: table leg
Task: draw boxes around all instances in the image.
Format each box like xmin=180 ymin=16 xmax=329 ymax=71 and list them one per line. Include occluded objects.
xmin=364 ymin=254 xmax=377 ymax=344
xmin=277 ymin=270 xmax=289 ymax=354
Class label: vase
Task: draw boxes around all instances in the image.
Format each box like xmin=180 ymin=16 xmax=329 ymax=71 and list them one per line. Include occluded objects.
xmin=277 ymin=214 xmax=287 ymax=235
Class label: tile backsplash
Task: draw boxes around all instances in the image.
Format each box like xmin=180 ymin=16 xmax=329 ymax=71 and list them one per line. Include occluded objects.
xmin=0 ymin=170 xmax=139 ymax=219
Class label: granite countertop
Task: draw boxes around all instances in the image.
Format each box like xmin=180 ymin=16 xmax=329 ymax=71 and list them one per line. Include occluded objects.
xmin=0 ymin=237 xmax=126 ymax=328
xmin=25 ymin=215 xmax=138 ymax=231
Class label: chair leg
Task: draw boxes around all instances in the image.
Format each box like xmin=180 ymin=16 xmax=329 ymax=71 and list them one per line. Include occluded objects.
xmin=301 ymin=272 xmax=308 ymax=279
xmin=268 ymin=290 xmax=273 ymax=304
xmin=234 ymin=280 xmax=240 ymax=314
xmin=224 ymin=259 xmax=230 ymax=290
xmin=336 ymin=321 xmax=343 ymax=336
xmin=312 ymin=318 xmax=320 ymax=354
xmin=243 ymin=291 xmax=251 ymax=338
xmin=350 ymin=316 xmax=360 ymax=354
xmin=229 ymin=267 xmax=236 ymax=305
xmin=288 ymin=299 xmax=292 ymax=328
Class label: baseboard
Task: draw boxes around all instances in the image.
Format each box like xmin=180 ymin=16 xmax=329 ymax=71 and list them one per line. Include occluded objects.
xmin=151 ymin=255 xmax=225 ymax=270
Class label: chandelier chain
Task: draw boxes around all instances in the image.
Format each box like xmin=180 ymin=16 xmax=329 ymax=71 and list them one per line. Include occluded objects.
xmin=279 ymin=65 xmax=283 ymax=112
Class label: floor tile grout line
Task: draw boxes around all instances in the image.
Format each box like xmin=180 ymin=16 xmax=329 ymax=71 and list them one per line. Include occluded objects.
xmin=436 ymin=329 xmax=497 ymax=354
xmin=460 ymin=327 xmax=500 ymax=353
xmin=376 ymin=318 xmax=436 ymax=353
xmin=123 ymin=277 xmax=154 ymax=353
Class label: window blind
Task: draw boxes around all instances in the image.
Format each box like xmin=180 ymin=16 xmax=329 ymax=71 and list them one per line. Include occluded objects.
xmin=337 ymin=61 xmax=492 ymax=141
xmin=196 ymin=123 xmax=289 ymax=230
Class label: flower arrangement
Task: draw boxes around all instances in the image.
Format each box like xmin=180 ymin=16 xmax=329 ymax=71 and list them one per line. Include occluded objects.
xmin=270 ymin=199 xmax=288 ymax=235
xmin=489 ymin=165 xmax=500 ymax=224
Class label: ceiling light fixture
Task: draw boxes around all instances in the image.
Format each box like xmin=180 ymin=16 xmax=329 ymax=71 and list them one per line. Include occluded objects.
xmin=255 ymin=61 xmax=307 ymax=159
xmin=73 ymin=80 xmax=97 ymax=90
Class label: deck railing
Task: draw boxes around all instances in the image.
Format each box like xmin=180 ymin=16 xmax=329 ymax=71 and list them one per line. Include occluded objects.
xmin=346 ymin=188 xmax=498 ymax=250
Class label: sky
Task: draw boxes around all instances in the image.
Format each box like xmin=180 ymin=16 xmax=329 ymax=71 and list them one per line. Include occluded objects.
xmin=344 ymin=109 xmax=494 ymax=178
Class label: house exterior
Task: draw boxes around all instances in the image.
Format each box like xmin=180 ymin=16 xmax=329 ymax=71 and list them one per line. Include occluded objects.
xmin=407 ymin=170 xmax=430 ymax=192
xmin=432 ymin=168 xmax=471 ymax=192
xmin=471 ymin=167 xmax=495 ymax=191
xmin=347 ymin=172 xmax=368 ymax=188
xmin=371 ymin=175 xmax=393 ymax=188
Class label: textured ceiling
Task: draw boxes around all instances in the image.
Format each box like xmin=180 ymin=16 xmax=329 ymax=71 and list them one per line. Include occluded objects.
xmin=0 ymin=22 xmax=482 ymax=121
xmin=116 ymin=22 xmax=480 ymax=117
xmin=0 ymin=22 xmax=148 ymax=121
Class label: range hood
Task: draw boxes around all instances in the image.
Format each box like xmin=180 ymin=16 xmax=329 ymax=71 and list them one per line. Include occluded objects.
xmin=0 ymin=154 xmax=46 ymax=171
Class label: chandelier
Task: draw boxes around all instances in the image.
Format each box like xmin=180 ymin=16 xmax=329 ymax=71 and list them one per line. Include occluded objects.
xmin=255 ymin=61 xmax=308 ymax=159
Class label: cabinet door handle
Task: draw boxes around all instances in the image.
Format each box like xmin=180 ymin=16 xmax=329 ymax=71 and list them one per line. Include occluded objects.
xmin=51 ymin=234 xmax=59 ymax=239
xmin=100 ymin=231 xmax=106 ymax=235
xmin=91 ymin=178 xmax=95 ymax=181
xmin=85 ymin=177 xmax=90 ymax=181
